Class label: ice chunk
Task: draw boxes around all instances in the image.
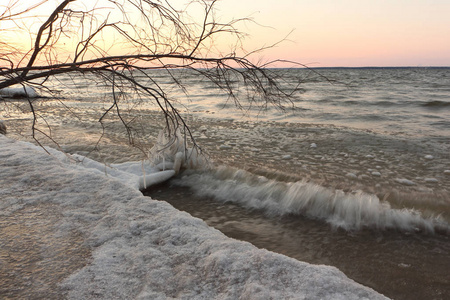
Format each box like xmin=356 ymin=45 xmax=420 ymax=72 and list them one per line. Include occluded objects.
xmin=219 ymin=144 xmax=232 ymax=150
xmin=173 ymin=152 xmax=183 ymax=174
xmin=395 ymin=178 xmax=416 ymax=186
xmin=139 ymin=170 xmax=175 ymax=190
xmin=346 ymin=173 xmax=358 ymax=179
xmin=155 ymin=161 xmax=174 ymax=171
xmin=424 ymin=178 xmax=438 ymax=183
xmin=0 ymin=86 xmax=37 ymax=98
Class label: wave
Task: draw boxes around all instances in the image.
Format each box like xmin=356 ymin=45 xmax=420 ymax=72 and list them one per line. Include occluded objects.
xmin=421 ymin=100 xmax=450 ymax=108
xmin=173 ymin=166 xmax=449 ymax=234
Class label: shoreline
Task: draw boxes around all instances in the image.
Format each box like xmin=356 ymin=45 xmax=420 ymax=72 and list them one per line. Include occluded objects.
xmin=0 ymin=135 xmax=388 ymax=299
xmin=3 ymin=110 xmax=449 ymax=220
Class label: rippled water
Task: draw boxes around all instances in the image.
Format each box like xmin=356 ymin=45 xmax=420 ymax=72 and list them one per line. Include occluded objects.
xmin=169 ymin=67 xmax=450 ymax=138
xmin=1 ymin=67 xmax=450 ymax=299
xmin=26 ymin=67 xmax=450 ymax=138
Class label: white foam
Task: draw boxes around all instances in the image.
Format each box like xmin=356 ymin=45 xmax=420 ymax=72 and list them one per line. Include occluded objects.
xmin=174 ymin=166 xmax=449 ymax=233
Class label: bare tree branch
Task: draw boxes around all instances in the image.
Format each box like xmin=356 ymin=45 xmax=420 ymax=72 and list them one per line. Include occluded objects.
xmin=1 ymin=0 xmax=305 ymax=156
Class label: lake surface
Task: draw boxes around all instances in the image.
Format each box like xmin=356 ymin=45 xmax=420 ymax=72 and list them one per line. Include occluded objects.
xmin=1 ymin=67 xmax=449 ymax=299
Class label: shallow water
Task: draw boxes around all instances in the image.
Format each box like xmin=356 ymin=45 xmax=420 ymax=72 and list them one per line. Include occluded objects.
xmin=185 ymin=118 xmax=450 ymax=220
xmin=145 ymin=181 xmax=450 ymax=300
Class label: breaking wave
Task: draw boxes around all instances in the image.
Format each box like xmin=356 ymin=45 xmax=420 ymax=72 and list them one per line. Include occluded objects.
xmin=173 ymin=166 xmax=449 ymax=234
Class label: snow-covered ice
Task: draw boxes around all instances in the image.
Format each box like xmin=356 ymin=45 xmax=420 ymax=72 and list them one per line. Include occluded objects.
xmin=0 ymin=86 xmax=37 ymax=98
xmin=0 ymin=135 xmax=388 ymax=299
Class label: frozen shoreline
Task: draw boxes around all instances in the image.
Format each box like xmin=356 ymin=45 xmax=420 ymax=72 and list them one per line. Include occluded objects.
xmin=0 ymin=135 xmax=388 ymax=299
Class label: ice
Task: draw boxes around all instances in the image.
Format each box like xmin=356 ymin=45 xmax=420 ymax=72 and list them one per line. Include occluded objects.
xmin=0 ymin=135 xmax=388 ymax=299
xmin=219 ymin=144 xmax=232 ymax=150
xmin=0 ymin=86 xmax=37 ymax=98
xmin=154 ymin=161 xmax=175 ymax=171
xmin=346 ymin=172 xmax=358 ymax=179
xmin=35 ymin=147 xmax=173 ymax=190
xmin=139 ymin=170 xmax=176 ymax=189
xmin=424 ymin=178 xmax=439 ymax=183
xmin=395 ymin=178 xmax=416 ymax=186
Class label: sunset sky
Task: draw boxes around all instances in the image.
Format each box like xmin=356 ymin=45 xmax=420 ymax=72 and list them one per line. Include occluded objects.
xmin=217 ymin=0 xmax=450 ymax=67
xmin=2 ymin=0 xmax=450 ymax=68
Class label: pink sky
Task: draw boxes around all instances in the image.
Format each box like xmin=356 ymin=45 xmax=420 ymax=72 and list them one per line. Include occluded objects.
xmin=217 ymin=0 xmax=450 ymax=67
xmin=3 ymin=0 xmax=449 ymax=68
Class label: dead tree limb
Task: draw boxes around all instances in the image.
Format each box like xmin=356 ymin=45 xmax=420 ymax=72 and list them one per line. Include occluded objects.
xmin=1 ymin=0 xmax=304 ymax=154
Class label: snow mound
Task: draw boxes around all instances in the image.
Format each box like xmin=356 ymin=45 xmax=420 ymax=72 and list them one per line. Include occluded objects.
xmin=0 ymin=135 xmax=388 ymax=299
xmin=0 ymin=86 xmax=38 ymax=98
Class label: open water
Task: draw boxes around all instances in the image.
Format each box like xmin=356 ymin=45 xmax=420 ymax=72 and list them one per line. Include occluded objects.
xmin=1 ymin=67 xmax=450 ymax=299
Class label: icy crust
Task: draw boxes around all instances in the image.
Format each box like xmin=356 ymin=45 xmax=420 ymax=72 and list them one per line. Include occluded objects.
xmin=22 ymin=144 xmax=178 ymax=191
xmin=0 ymin=136 xmax=387 ymax=299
